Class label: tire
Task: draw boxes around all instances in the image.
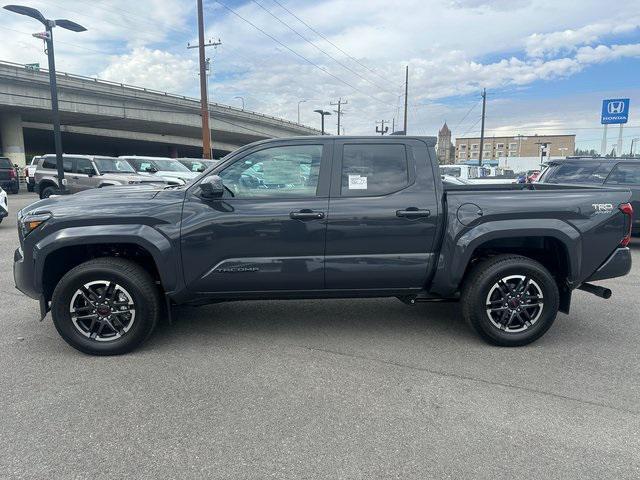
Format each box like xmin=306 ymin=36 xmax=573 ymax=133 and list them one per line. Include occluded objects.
xmin=40 ymin=185 xmax=57 ymax=199
xmin=51 ymin=258 xmax=161 ymax=355
xmin=461 ymin=254 xmax=559 ymax=347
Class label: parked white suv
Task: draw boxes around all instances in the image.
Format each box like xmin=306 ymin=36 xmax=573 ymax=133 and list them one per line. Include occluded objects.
xmin=120 ymin=156 xmax=199 ymax=186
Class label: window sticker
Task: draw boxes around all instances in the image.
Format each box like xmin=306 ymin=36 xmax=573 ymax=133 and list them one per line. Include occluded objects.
xmin=348 ymin=174 xmax=368 ymax=190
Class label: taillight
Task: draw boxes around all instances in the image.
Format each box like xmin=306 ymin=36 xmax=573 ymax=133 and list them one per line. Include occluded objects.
xmin=619 ymin=203 xmax=633 ymax=247
xmin=9 ymin=169 xmax=16 ymax=179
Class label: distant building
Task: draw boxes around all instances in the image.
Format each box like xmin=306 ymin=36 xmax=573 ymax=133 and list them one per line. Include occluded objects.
xmin=436 ymin=122 xmax=455 ymax=164
xmin=454 ymin=134 xmax=575 ymax=163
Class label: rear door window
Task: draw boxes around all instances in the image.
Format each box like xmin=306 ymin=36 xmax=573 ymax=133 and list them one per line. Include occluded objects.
xmin=605 ymin=163 xmax=640 ymax=185
xmin=340 ymin=144 xmax=409 ymax=196
xmin=546 ymin=163 xmax=611 ymax=184
xmin=42 ymin=157 xmax=73 ymax=172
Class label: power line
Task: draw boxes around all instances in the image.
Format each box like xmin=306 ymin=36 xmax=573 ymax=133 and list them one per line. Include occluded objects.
xmin=451 ymin=100 xmax=480 ymax=133
xmin=0 ymin=26 xmax=111 ymax=55
xmin=250 ymin=0 xmax=397 ymax=98
xmin=213 ymin=0 xmax=396 ymax=107
xmin=270 ymin=0 xmax=396 ymax=86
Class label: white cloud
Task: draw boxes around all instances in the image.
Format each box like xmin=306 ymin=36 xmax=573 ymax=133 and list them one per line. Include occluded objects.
xmin=99 ymin=48 xmax=197 ymax=93
xmin=526 ymin=19 xmax=640 ymax=57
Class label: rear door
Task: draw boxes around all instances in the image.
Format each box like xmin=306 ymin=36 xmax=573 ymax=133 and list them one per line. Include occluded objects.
xmin=325 ymin=139 xmax=440 ymax=291
xmin=605 ymin=162 xmax=640 ymax=233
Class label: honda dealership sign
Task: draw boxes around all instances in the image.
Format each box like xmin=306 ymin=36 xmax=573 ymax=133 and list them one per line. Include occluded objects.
xmin=601 ymin=99 xmax=630 ymax=124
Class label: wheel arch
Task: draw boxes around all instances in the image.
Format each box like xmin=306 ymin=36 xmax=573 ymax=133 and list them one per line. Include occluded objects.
xmin=35 ymin=225 xmax=178 ymax=302
xmin=430 ymin=219 xmax=580 ymax=309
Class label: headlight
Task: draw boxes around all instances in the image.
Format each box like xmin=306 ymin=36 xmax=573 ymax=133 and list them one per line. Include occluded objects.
xmin=20 ymin=212 xmax=51 ymax=237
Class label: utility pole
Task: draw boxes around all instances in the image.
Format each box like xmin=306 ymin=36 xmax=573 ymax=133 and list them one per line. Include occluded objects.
xmin=330 ymin=98 xmax=347 ymax=135
xmin=478 ymin=88 xmax=486 ymax=166
xmin=403 ymin=65 xmax=409 ymax=135
xmin=188 ymin=0 xmax=221 ymax=159
xmin=376 ymin=120 xmax=389 ymax=135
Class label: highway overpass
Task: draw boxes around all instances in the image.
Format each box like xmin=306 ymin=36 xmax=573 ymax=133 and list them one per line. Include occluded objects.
xmin=0 ymin=60 xmax=320 ymax=166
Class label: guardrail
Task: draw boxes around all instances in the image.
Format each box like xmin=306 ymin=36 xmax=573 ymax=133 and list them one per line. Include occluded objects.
xmin=0 ymin=60 xmax=320 ymax=133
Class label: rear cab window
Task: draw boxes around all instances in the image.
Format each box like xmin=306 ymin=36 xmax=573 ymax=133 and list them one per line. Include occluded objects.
xmin=339 ymin=144 xmax=409 ymax=196
xmin=0 ymin=158 xmax=12 ymax=169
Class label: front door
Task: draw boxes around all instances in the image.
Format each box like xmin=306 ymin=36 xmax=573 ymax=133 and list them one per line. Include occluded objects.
xmin=72 ymin=157 xmax=95 ymax=193
xmin=181 ymin=140 xmax=331 ymax=294
xmin=325 ymin=139 xmax=440 ymax=291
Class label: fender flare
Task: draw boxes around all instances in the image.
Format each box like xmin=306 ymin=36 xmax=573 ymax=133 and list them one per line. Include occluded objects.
xmin=34 ymin=224 xmax=178 ymax=293
xmin=430 ymin=219 xmax=581 ymax=296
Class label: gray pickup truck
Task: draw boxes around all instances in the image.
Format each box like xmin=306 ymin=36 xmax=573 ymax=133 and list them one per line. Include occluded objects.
xmin=35 ymin=154 xmax=166 ymax=198
xmin=14 ymin=137 xmax=633 ymax=355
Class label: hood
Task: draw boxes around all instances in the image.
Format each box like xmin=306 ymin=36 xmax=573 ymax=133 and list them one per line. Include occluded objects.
xmin=22 ymin=185 xmax=163 ymax=215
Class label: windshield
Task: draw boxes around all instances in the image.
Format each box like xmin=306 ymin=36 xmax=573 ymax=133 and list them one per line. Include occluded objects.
xmin=127 ymin=158 xmax=191 ymax=173
xmin=94 ymin=157 xmax=136 ymax=173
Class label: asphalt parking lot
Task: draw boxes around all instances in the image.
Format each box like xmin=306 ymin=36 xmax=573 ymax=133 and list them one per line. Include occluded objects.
xmin=1 ymin=191 xmax=639 ymax=479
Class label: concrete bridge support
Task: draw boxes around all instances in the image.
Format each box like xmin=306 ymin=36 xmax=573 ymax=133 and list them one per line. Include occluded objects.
xmin=0 ymin=112 xmax=26 ymax=166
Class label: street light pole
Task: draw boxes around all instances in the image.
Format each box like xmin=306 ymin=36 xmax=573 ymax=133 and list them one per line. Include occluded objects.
xmin=313 ymin=109 xmax=331 ymax=135
xmin=44 ymin=25 xmax=65 ymax=192
xmin=297 ymin=99 xmax=306 ymax=124
xmin=234 ymin=96 xmax=245 ymax=110
xmin=4 ymin=4 xmax=86 ymax=194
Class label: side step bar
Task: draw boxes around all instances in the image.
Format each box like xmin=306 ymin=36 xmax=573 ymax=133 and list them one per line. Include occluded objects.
xmin=577 ymin=283 xmax=612 ymax=299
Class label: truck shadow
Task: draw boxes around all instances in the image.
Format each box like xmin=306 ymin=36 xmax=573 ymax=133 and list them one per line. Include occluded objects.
xmin=149 ymin=298 xmax=478 ymax=351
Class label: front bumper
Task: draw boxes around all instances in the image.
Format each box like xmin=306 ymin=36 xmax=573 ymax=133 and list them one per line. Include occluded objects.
xmin=13 ymin=247 xmax=39 ymax=299
xmin=586 ymin=247 xmax=632 ymax=282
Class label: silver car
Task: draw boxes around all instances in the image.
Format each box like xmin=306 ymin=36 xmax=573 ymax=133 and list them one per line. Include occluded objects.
xmin=35 ymin=154 xmax=167 ymax=199
xmin=120 ymin=156 xmax=199 ymax=186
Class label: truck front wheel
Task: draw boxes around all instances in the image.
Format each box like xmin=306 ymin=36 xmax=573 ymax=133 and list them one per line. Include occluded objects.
xmin=461 ymin=255 xmax=559 ymax=347
xmin=51 ymin=258 xmax=161 ymax=355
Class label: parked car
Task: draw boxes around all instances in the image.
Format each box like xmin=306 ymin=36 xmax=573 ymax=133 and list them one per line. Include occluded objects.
xmin=441 ymin=174 xmax=470 ymax=185
xmin=14 ymin=136 xmax=633 ymax=355
xmin=35 ymin=154 xmax=167 ymax=199
xmin=538 ymin=157 xmax=639 ymax=235
xmin=120 ymin=156 xmax=198 ymax=185
xmin=0 ymin=186 xmax=7 ymax=223
xmin=178 ymin=158 xmax=219 ymax=173
xmin=0 ymin=156 xmax=19 ymax=194
xmin=526 ymin=169 xmax=541 ymax=183
xmin=25 ymin=155 xmax=42 ymax=192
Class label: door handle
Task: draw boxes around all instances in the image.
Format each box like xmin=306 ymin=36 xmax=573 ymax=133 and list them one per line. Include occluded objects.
xmin=290 ymin=209 xmax=325 ymax=220
xmin=396 ymin=208 xmax=431 ymax=218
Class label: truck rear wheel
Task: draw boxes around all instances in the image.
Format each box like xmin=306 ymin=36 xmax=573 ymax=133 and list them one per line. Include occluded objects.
xmin=461 ymin=255 xmax=559 ymax=347
xmin=40 ymin=185 xmax=56 ymax=199
xmin=51 ymin=258 xmax=161 ymax=355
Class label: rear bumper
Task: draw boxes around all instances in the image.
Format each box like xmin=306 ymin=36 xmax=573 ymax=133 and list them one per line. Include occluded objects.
xmin=586 ymin=247 xmax=632 ymax=282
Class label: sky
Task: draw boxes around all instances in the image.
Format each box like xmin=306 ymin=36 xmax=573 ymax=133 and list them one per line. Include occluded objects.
xmin=1 ymin=0 xmax=639 ymax=152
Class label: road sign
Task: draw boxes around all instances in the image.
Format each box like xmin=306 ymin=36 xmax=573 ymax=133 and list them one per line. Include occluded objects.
xmin=601 ymin=98 xmax=630 ymax=124
xmin=24 ymin=63 xmax=40 ymax=71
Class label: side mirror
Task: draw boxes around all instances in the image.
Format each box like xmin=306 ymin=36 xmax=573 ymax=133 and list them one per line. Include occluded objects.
xmin=200 ymin=175 xmax=225 ymax=198
xmin=84 ymin=167 xmax=96 ymax=177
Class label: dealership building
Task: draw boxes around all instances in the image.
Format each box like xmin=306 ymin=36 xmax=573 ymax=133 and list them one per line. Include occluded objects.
xmin=454 ymin=134 xmax=575 ymax=162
